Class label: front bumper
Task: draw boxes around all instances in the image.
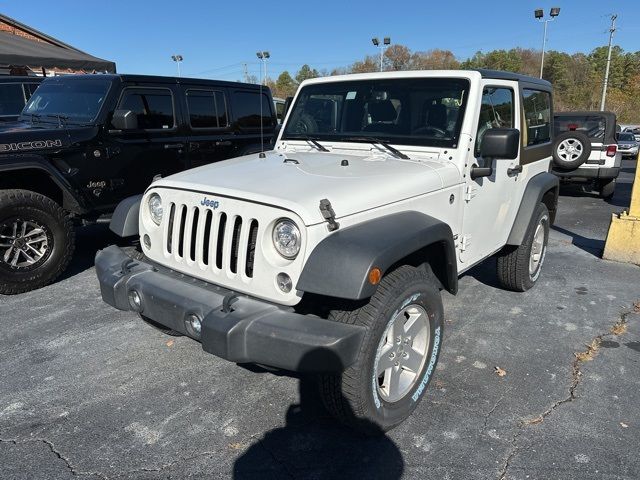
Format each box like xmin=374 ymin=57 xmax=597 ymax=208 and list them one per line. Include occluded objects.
xmin=95 ymin=246 xmax=365 ymax=372
xmin=552 ymin=167 xmax=620 ymax=180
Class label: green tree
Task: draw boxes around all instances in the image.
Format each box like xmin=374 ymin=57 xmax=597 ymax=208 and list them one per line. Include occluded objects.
xmin=295 ymin=64 xmax=319 ymax=84
xmin=273 ymin=71 xmax=297 ymax=98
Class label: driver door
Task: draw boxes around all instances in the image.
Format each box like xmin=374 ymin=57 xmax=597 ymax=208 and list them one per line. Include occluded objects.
xmin=459 ymin=81 xmax=523 ymax=268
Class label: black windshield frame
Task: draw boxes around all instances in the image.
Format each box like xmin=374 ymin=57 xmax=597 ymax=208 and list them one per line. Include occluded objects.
xmin=282 ymin=77 xmax=470 ymax=149
xmin=20 ymin=76 xmax=113 ymax=125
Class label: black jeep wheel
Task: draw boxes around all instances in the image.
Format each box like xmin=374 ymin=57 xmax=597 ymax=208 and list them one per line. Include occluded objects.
xmin=318 ymin=264 xmax=444 ymax=434
xmin=598 ymin=178 xmax=616 ymax=199
xmin=0 ymin=190 xmax=74 ymax=295
xmin=496 ymin=203 xmax=550 ymax=292
xmin=552 ymin=131 xmax=591 ymax=170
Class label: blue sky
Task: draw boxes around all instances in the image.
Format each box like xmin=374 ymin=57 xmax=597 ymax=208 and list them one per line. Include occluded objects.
xmin=2 ymin=0 xmax=638 ymax=80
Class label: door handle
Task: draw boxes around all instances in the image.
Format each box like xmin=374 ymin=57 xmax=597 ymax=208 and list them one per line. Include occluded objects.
xmin=164 ymin=143 xmax=184 ymax=150
xmin=507 ymin=165 xmax=523 ymax=176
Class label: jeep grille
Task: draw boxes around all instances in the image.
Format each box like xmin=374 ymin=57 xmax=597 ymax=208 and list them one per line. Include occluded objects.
xmin=165 ymin=202 xmax=260 ymax=278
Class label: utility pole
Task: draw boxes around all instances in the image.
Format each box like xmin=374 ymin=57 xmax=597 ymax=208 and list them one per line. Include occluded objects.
xmin=600 ymin=14 xmax=617 ymax=111
xmin=243 ymin=63 xmax=249 ymax=83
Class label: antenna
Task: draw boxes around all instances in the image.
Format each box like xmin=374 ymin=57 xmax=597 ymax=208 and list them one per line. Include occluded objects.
xmin=243 ymin=63 xmax=249 ymax=83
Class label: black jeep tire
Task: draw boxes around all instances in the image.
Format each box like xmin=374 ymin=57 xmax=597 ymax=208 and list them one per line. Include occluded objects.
xmin=552 ymin=131 xmax=591 ymax=170
xmin=0 ymin=189 xmax=74 ymax=295
xmin=598 ymin=178 xmax=616 ymax=199
xmin=139 ymin=314 xmax=184 ymax=337
xmin=318 ymin=264 xmax=444 ymax=434
xmin=496 ymin=203 xmax=550 ymax=292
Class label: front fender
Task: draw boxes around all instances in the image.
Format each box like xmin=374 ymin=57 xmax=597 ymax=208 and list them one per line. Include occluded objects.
xmin=297 ymin=211 xmax=457 ymax=300
xmin=109 ymin=194 xmax=142 ymax=237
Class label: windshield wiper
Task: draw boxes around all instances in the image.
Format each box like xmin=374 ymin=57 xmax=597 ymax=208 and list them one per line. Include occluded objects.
xmin=342 ymin=136 xmax=410 ymax=159
xmin=283 ymin=134 xmax=329 ymax=152
xmin=44 ymin=114 xmax=69 ymax=128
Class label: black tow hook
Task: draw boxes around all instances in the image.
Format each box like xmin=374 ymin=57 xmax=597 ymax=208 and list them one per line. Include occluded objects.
xmin=221 ymin=292 xmax=239 ymax=313
xmin=120 ymin=258 xmax=138 ymax=274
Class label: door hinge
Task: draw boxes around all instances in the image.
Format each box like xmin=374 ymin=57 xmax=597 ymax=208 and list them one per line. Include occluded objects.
xmin=459 ymin=235 xmax=470 ymax=252
xmin=464 ymin=184 xmax=476 ymax=202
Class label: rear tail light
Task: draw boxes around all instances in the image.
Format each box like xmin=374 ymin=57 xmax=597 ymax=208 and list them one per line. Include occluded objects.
xmin=606 ymin=145 xmax=617 ymax=157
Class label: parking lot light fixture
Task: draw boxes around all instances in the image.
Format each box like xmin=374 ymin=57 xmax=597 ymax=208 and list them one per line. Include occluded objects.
xmin=171 ymin=54 xmax=183 ymax=77
xmin=256 ymin=50 xmax=270 ymax=85
xmin=534 ymin=8 xmax=560 ymax=78
xmin=371 ymin=36 xmax=391 ymax=72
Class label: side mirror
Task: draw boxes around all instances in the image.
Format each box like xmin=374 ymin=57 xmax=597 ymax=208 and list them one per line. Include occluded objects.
xmin=111 ymin=109 xmax=138 ymax=130
xmin=472 ymin=128 xmax=520 ymax=180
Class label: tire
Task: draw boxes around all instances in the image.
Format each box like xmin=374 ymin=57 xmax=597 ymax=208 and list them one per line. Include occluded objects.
xmin=139 ymin=314 xmax=183 ymax=337
xmin=318 ymin=264 xmax=444 ymax=434
xmin=0 ymin=189 xmax=75 ymax=295
xmin=598 ymin=178 xmax=616 ymax=199
xmin=552 ymin=131 xmax=591 ymax=170
xmin=496 ymin=203 xmax=550 ymax=292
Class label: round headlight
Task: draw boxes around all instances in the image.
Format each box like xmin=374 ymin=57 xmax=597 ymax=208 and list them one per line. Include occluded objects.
xmin=272 ymin=219 xmax=301 ymax=259
xmin=148 ymin=193 xmax=163 ymax=225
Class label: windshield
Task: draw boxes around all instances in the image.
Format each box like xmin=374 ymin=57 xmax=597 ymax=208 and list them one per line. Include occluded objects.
xmin=282 ymin=78 xmax=470 ymax=148
xmin=618 ymin=133 xmax=635 ymax=142
xmin=22 ymin=76 xmax=112 ymax=124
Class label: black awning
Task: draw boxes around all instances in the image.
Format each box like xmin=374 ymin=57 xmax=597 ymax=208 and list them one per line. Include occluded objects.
xmin=0 ymin=31 xmax=116 ymax=73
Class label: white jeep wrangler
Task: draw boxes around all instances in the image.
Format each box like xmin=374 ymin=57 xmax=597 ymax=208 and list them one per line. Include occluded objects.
xmin=96 ymin=70 xmax=559 ymax=433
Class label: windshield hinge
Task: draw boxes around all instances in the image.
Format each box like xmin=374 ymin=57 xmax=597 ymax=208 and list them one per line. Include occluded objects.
xmin=459 ymin=235 xmax=470 ymax=252
xmin=319 ymin=199 xmax=339 ymax=232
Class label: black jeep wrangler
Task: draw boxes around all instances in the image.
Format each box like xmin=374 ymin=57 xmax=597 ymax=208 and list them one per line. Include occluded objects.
xmin=0 ymin=74 xmax=276 ymax=294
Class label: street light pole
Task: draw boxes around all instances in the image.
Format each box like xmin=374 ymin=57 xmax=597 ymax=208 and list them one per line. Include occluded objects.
xmin=534 ymin=8 xmax=560 ymax=79
xmin=371 ymin=37 xmax=391 ymax=72
xmin=600 ymin=14 xmax=617 ymax=111
xmin=171 ymin=54 xmax=183 ymax=77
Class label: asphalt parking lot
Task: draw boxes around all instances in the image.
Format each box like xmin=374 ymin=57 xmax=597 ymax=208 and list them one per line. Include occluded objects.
xmin=1 ymin=160 xmax=639 ymax=480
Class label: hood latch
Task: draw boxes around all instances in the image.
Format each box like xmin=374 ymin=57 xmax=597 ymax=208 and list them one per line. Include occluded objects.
xmin=319 ymin=199 xmax=339 ymax=232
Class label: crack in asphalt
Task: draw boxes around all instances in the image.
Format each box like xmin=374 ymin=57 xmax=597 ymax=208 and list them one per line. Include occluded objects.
xmin=497 ymin=306 xmax=636 ymax=480
xmin=482 ymin=394 xmax=505 ymax=431
xmin=0 ymin=437 xmax=107 ymax=479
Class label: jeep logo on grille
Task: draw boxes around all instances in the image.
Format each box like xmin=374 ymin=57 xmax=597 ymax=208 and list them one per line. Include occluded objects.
xmin=0 ymin=139 xmax=63 ymax=152
xmin=201 ymin=197 xmax=220 ymax=209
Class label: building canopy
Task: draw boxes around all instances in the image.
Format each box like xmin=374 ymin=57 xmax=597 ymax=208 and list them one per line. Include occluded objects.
xmin=0 ymin=31 xmax=116 ymax=73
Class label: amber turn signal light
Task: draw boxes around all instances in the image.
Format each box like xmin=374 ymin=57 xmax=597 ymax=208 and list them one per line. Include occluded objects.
xmin=368 ymin=267 xmax=382 ymax=285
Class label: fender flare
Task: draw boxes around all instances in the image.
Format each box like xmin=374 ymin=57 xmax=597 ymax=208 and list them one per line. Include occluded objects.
xmin=506 ymin=172 xmax=559 ymax=246
xmin=297 ymin=211 xmax=458 ymax=300
xmin=0 ymin=156 xmax=85 ymax=213
xmin=109 ymin=194 xmax=142 ymax=237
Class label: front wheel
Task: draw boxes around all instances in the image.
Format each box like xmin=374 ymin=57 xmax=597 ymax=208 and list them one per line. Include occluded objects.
xmin=0 ymin=190 xmax=75 ymax=295
xmin=318 ymin=265 xmax=444 ymax=434
xmin=496 ymin=203 xmax=550 ymax=292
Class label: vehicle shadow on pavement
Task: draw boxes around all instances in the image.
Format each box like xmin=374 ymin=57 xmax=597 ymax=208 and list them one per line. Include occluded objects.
xmin=551 ymin=224 xmax=604 ymax=257
xmin=233 ymin=353 xmax=404 ymax=479
xmin=59 ymin=223 xmax=136 ymax=281
xmin=558 ymin=182 xmax=632 ymax=208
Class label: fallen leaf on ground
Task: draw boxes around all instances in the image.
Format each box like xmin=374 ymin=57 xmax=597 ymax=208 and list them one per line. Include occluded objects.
xmin=611 ymin=321 xmax=627 ymax=336
xmin=620 ymin=422 xmax=629 ymax=428
xmin=634 ymin=301 xmax=640 ymax=313
xmin=575 ymin=339 xmax=600 ymax=362
xmin=434 ymin=380 xmax=445 ymax=390
xmin=525 ymin=415 xmax=544 ymax=426
xmin=494 ymin=366 xmax=507 ymax=377
xmin=165 ymin=339 xmax=174 ymax=347
xmin=229 ymin=442 xmax=245 ymax=450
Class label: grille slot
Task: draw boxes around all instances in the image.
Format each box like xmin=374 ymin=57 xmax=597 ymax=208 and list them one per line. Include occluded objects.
xmin=215 ymin=213 xmax=227 ymax=270
xmin=163 ymin=201 xmax=259 ymax=279
xmin=245 ymin=220 xmax=259 ymax=278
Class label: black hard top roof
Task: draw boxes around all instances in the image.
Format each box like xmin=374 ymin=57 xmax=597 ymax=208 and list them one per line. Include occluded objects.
xmin=41 ymin=73 xmax=265 ymax=90
xmin=475 ymin=69 xmax=552 ymax=88
xmin=0 ymin=76 xmax=43 ymax=83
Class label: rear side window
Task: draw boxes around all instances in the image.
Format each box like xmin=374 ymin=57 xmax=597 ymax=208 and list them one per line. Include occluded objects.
xmin=117 ymin=88 xmax=175 ymax=130
xmin=232 ymin=91 xmax=275 ymax=129
xmin=554 ymin=115 xmax=605 ymax=140
xmin=0 ymin=83 xmax=26 ymax=116
xmin=24 ymin=83 xmax=40 ymax=100
xmin=186 ymin=89 xmax=227 ymax=128
xmin=522 ymin=89 xmax=551 ymax=146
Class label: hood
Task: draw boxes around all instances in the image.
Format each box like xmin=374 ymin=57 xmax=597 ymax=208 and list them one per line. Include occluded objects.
xmin=0 ymin=122 xmax=97 ymax=154
xmin=155 ymin=150 xmax=461 ymax=226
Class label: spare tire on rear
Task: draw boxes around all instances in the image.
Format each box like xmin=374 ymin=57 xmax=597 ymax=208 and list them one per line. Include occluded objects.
xmin=552 ymin=131 xmax=591 ymax=170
